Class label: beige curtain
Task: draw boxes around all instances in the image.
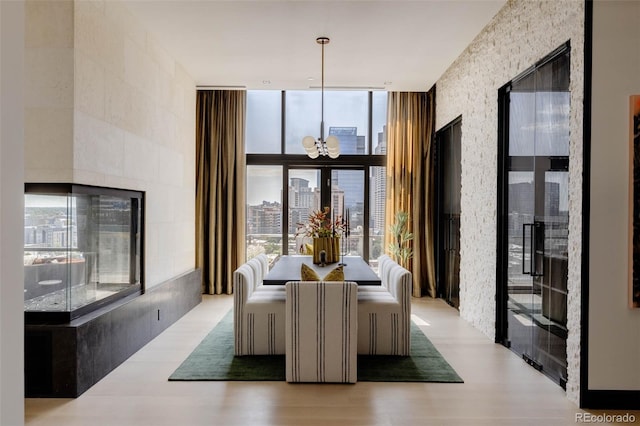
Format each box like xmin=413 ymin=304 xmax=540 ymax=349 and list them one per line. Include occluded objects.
xmin=385 ymin=89 xmax=437 ymax=297
xmin=195 ymin=90 xmax=247 ymax=294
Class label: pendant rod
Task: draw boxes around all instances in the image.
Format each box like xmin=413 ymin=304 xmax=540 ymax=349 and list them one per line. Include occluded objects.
xmin=317 ymin=37 xmax=329 ymax=144
xmin=320 ymin=39 xmax=324 ymax=142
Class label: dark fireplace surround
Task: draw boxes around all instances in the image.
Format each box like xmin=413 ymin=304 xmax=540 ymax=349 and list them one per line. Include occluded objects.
xmin=24 ymin=184 xmax=202 ymax=397
xmin=25 ymin=270 xmax=202 ymax=397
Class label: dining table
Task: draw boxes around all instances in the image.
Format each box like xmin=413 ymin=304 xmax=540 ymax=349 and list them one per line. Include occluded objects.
xmin=263 ymin=255 xmax=381 ymax=286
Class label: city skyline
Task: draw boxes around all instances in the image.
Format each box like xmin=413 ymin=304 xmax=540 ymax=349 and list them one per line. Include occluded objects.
xmin=246 ymin=125 xmax=388 ymax=260
xmin=245 ymin=90 xmax=387 ymax=155
xmin=247 ymin=126 xmax=386 ymax=206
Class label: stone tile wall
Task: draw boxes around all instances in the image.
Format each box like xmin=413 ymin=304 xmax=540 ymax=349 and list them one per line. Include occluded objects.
xmin=25 ymin=0 xmax=196 ymax=289
xmin=435 ymin=0 xmax=584 ymax=403
xmin=24 ymin=0 xmax=74 ymax=182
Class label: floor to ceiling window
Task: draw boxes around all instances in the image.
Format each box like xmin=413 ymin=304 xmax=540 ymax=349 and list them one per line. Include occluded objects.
xmin=245 ymin=90 xmax=387 ymax=266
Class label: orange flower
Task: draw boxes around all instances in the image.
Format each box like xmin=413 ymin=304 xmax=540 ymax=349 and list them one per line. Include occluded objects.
xmin=295 ymin=206 xmax=345 ymax=238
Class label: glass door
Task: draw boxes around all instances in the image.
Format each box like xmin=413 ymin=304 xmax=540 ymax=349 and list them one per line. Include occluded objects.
xmin=497 ymin=44 xmax=570 ymax=388
xmin=286 ymin=167 xmax=369 ymax=260
xmin=436 ymin=117 xmax=461 ymax=309
xmin=331 ymin=169 xmax=365 ymax=258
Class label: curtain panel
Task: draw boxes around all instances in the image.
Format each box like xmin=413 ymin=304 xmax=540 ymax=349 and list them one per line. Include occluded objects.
xmin=196 ymin=90 xmax=247 ymax=294
xmin=385 ymin=89 xmax=437 ymax=297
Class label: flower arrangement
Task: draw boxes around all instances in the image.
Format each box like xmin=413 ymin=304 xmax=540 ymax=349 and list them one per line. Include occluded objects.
xmin=296 ymin=206 xmax=346 ymax=238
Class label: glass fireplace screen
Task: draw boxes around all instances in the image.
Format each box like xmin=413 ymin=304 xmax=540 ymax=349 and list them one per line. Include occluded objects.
xmin=24 ymin=184 xmax=143 ymax=323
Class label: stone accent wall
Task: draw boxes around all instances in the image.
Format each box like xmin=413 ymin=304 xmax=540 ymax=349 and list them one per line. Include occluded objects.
xmin=435 ymin=0 xmax=584 ymax=404
xmin=25 ymin=0 xmax=196 ymax=289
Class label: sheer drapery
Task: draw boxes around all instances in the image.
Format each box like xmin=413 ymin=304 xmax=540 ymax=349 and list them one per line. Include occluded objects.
xmin=196 ymin=90 xmax=246 ymax=294
xmin=385 ymin=89 xmax=436 ymax=297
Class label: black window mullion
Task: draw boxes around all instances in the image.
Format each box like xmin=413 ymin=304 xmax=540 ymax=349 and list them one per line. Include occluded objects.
xmin=282 ymin=165 xmax=289 ymax=255
xmin=246 ymin=154 xmax=385 ymax=167
xmin=321 ymin=168 xmax=331 ymax=209
xmin=363 ymin=165 xmax=370 ymax=262
xmin=368 ymin=91 xmax=373 ymax=155
xmin=281 ymin=91 xmax=286 ymax=154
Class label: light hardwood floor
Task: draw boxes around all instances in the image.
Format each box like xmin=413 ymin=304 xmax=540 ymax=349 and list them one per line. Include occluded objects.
xmin=25 ymin=295 xmax=638 ymax=426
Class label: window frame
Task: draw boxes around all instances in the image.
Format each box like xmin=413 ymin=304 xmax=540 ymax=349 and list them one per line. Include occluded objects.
xmin=246 ymin=90 xmax=386 ymax=262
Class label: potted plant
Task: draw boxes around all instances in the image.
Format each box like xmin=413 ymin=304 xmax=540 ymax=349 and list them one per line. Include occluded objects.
xmin=388 ymin=211 xmax=413 ymax=268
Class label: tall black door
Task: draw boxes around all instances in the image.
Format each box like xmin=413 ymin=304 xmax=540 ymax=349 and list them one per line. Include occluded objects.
xmin=436 ymin=117 xmax=461 ymax=309
xmin=497 ymin=44 xmax=570 ymax=388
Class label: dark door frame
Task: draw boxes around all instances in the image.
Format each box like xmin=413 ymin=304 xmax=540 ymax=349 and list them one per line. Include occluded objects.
xmin=435 ymin=115 xmax=462 ymax=307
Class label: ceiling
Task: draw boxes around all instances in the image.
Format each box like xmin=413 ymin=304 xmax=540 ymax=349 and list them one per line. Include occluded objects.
xmin=122 ymin=0 xmax=506 ymax=91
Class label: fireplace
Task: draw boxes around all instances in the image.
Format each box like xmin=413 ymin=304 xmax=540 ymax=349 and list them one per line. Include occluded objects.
xmin=24 ymin=183 xmax=144 ymax=324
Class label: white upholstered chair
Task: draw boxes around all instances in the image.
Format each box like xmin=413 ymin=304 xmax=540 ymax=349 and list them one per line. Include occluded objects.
xmin=233 ymin=263 xmax=286 ymax=355
xmin=250 ymin=254 xmax=285 ymax=293
xmin=357 ymin=256 xmax=412 ymax=355
xmin=285 ymin=281 xmax=358 ymax=383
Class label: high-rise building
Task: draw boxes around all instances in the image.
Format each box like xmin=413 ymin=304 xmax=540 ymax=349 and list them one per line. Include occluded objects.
xmin=329 ymin=127 xmax=365 ymax=215
xmin=289 ymin=177 xmax=317 ymax=209
xmin=288 ymin=177 xmax=321 ymax=233
xmin=328 ymin=127 xmax=364 ymax=154
xmin=371 ymin=126 xmax=387 ymax=233
xmin=247 ymin=201 xmax=282 ymax=235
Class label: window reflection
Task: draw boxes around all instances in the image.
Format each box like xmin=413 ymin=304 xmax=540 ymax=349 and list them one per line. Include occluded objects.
xmin=509 ymin=92 xmax=569 ymax=157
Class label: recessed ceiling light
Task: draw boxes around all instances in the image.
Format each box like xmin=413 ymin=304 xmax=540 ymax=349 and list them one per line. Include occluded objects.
xmin=307 ymin=77 xmax=314 ymax=81
xmin=262 ymin=80 xmax=271 ymax=85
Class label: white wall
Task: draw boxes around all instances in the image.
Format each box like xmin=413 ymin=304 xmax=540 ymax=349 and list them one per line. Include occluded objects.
xmin=0 ymin=1 xmax=25 ymax=424
xmin=589 ymin=0 xmax=640 ymax=390
xmin=435 ymin=0 xmax=584 ymax=403
xmin=24 ymin=0 xmax=197 ymax=289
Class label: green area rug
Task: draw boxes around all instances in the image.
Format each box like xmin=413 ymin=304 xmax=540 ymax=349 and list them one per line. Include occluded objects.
xmin=169 ymin=310 xmax=463 ymax=383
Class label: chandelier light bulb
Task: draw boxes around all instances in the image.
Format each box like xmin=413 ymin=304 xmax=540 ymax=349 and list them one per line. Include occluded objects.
xmin=326 ymin=135 xmax=339 ymax=150
xmin=302 ymin=135 xmax=317 ymax=150
xmin=326 ymin=135 xmax=340 ymax=158
xmin=303 ymin=135 xmax=320 ymax=158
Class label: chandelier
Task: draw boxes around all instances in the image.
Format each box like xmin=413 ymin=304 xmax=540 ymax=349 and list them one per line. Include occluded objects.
xmin=302 ymin=37 xmax=340 ymax=159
